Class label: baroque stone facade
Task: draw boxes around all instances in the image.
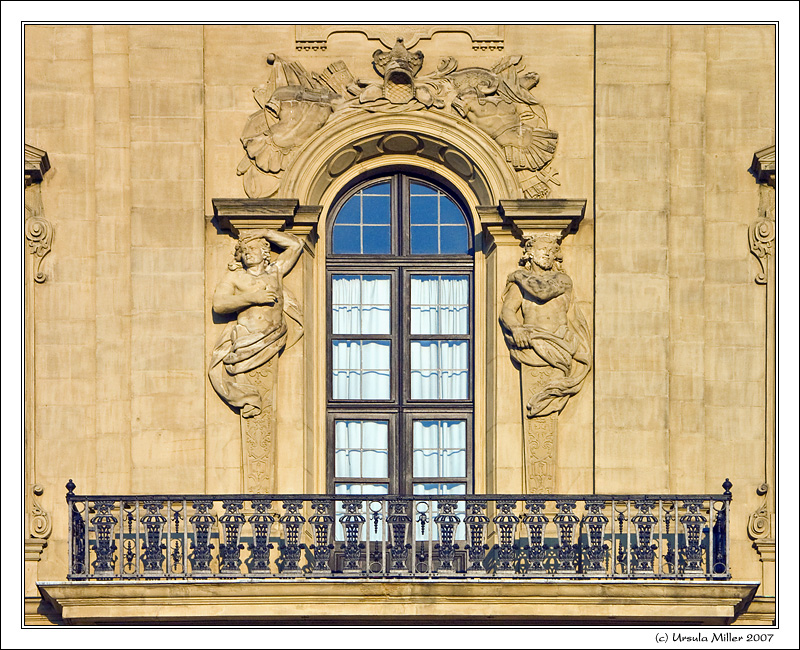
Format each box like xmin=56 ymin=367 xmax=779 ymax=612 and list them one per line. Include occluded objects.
xmin=22 ymin=24 xmax=777 ymax=626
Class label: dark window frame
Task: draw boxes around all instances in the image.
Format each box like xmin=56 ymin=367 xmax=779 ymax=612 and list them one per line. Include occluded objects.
xmin=326 ymin=172 xmax=475 ymax=495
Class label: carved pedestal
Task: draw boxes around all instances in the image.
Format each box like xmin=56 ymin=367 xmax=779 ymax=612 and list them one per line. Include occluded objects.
xmin=522 ymin=366 xmax=560 ymax=494
xmin=241 ymin=358 xmax=277 ymax=494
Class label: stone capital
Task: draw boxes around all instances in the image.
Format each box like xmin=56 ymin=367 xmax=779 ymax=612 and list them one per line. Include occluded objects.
xmin=212 ymin=198 xmax=322 ymax=244
xmin=499 ymin=199 xmax=586 ymax=241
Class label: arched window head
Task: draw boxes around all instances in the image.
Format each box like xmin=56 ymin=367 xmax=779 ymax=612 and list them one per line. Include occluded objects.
xmin=330 ymin=176 xmax=472 ymax=256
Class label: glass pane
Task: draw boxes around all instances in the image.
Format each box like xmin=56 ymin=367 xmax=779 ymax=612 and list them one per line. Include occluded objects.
xmin=362 ymin=225 xmax=391 ymax=254
xmin=410 ymin=341 xmax=469 ymax=399
xmin=335 ymin=199 xmax=360 ymax=224
xmin=409 ymin=182 xmax=437 ymax=196
xmin=331 ymin=225 xmax=361 ymax=254
xmin=413 ymin=420 xmax=466 ymax=478
xmin=334 ymin=421 xmax=389 ymax=479
xmin=440 ymin=196 xmax=466 ymax=224
xmin=411 ymin=275 xmax=468 ymax=335
xmin=439 ymin=225 xmax=469 ymax=254
xmin=331 ymin=182 xmax=391 ymax=254
xmin=362 ymin=194 xmax=391 ymax=225
xmin=332 ymin=341 xmax=391 ymax=399
xmin=409 ymin=196 xmax=438 ymax=224
xmin=410 ymin=225 xmax=439 ymax=254
xmin=409 ymin=182 xmax=469 ymax=255
xmin=332 ymin=275 xmax=390 ymax=334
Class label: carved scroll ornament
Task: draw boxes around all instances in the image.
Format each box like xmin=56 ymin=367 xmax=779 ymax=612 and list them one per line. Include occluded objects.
xmin=748 ymin=218 xmax=774 ymax=285
xmin=25 ymin=187 xmax=54 ymax=284
xmin=238 ymin=38 xmax=559 ymax=200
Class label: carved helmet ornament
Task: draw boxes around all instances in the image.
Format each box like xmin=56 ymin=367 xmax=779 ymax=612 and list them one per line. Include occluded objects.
xmin=373 ymin=37 xmax=424 ymax=104
xmin=237 ymin=38 xmax=559 ymax=200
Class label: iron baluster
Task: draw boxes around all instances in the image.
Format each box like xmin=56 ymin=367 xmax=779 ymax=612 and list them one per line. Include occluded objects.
xmin=492 ymin=499 xmax=519 ymax=576
xmin=680 ymin=499 xmax=707 ymax=575
xmin=218 ymin=500 xmax=245 ymax=576
xmin=522 ymin=499 xmax=548 ymax=576
xmin=614 ymin=502 xmax=628 ymax=575
xmin=169 ymin=502 xmax=184 ymax=574
xmin=386 ymin=499 xmax=412 ymax=574
xmin=464 ymin=499 xmax=490 ymax=575
xmin=434 ymin=499 xmax=461 ymax=575
xmin=631 ymin=500 xmax=658 ymax=574
xmin=581 ymin=500 xmax=608 ymax=576
xmin=366 ymin=500 xmax=384 ymax=575
xmin=712 ymin=479 xmax=733 ymax=577
xmin=664 ymin=502 xmax=676 ymax=575
xmin=308 ymin=499 xmax=334 ymax=576
xmin=66 ymin=480 xmax=87 ymax=578
xmin=340 ymin=498 xmax=366 ymax=575
xmin=140 ymin=500 xmax=167 ymax=577
xmin=414 ymin=501 xmax=430 ymax=575
xmin=90 ymin=500 xmax=118 ymax=578
xmin=279 ymin=499 xmax=306 ymax=576
xmin=188 ymin=500 xmax=216 ymax=577
xmin=247 ymin=499 xmax=274 ymax=577
xmin=553 ymin=500 xmax=579 ymax=574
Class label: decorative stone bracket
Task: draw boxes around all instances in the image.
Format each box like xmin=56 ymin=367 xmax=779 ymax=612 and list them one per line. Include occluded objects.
xmin=25 ymin=144 xmax=53 ymax=284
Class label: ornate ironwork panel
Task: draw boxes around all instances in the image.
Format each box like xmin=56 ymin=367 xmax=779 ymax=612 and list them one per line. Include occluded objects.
xmin=63 ymin=484 xmax=733 ymax=581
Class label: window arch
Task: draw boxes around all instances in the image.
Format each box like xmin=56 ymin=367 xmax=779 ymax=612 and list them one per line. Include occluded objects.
xmin=326 ymin=172 xmax=474 ymax=500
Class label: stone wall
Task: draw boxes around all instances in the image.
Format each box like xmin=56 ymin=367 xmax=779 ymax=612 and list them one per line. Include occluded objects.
xmin=24 ymin=24 xmax=775 ymax=598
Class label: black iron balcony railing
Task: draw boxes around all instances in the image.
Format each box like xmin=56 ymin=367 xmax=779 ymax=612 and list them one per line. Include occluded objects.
xmin=65 ymin=480 xmax=732 ymax=581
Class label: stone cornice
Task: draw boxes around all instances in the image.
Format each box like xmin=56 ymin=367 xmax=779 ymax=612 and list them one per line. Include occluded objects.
xmin=748 ymin=144 xmax=776 ymax=187
xmin=25 ymin=144 xmax=50 ymax=186
xmin=480 ymin=199 xmax=587 ymax=245
xmin=39 ymin=580 xmax=759 ymax=625
xmin=212 ymin=198 xmax=322 ymax=240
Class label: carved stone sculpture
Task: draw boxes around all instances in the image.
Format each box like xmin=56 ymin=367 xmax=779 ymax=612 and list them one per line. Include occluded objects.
xmin=238 ymin=39 xmax=559 ymax=199
xmin=500 ymin=235 xmax=591 ymax=492
xmin=209 ymin=229 xmax=303 ymax=492
xmin=238 ymin=55 xmax=341 ymax=199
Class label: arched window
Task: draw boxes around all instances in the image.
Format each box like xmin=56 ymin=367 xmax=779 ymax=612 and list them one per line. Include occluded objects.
xmin=327 ymin=173 xmax=474 ymax=500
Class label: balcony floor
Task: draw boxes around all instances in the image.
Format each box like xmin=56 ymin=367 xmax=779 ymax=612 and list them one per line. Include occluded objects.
xmin=38 ymin=579 xmax=759 ymax=625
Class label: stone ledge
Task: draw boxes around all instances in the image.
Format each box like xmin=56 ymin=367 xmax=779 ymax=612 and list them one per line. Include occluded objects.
xmin=39 ymin=580 xmax=758 ymax=625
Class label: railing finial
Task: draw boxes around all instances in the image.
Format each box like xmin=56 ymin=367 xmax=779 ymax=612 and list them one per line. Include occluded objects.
xmin=66 ymin=479 xmax=76 ymax=497
xmin=722 ymin=478 xmax=733 ymax=497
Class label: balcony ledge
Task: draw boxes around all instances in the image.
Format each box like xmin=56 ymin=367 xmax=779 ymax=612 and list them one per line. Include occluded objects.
xmin=39 ymin=579 xmax=759 ymax=625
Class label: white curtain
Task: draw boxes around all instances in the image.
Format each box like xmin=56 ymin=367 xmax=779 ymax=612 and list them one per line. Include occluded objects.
xmin=331 ymin=340 xmax=391 ymax=399
xmin=410 ymin=341 xmax=468 ymax=399
xmin=410 ymin=275 xmax=468 ymax=335
xmin=332 ymin=274 xmax=391 ymax=334
xmin=335 ymin=420 xmax=389 ymax=479
xmin=412 ymin=420 xmax=466 ymax=478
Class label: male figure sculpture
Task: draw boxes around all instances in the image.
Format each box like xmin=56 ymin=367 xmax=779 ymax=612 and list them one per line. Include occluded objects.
xmin=209 ymin=229 xmax=303 ymax=417
xmin=500 ymin=235 xmax=591 ymax=417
